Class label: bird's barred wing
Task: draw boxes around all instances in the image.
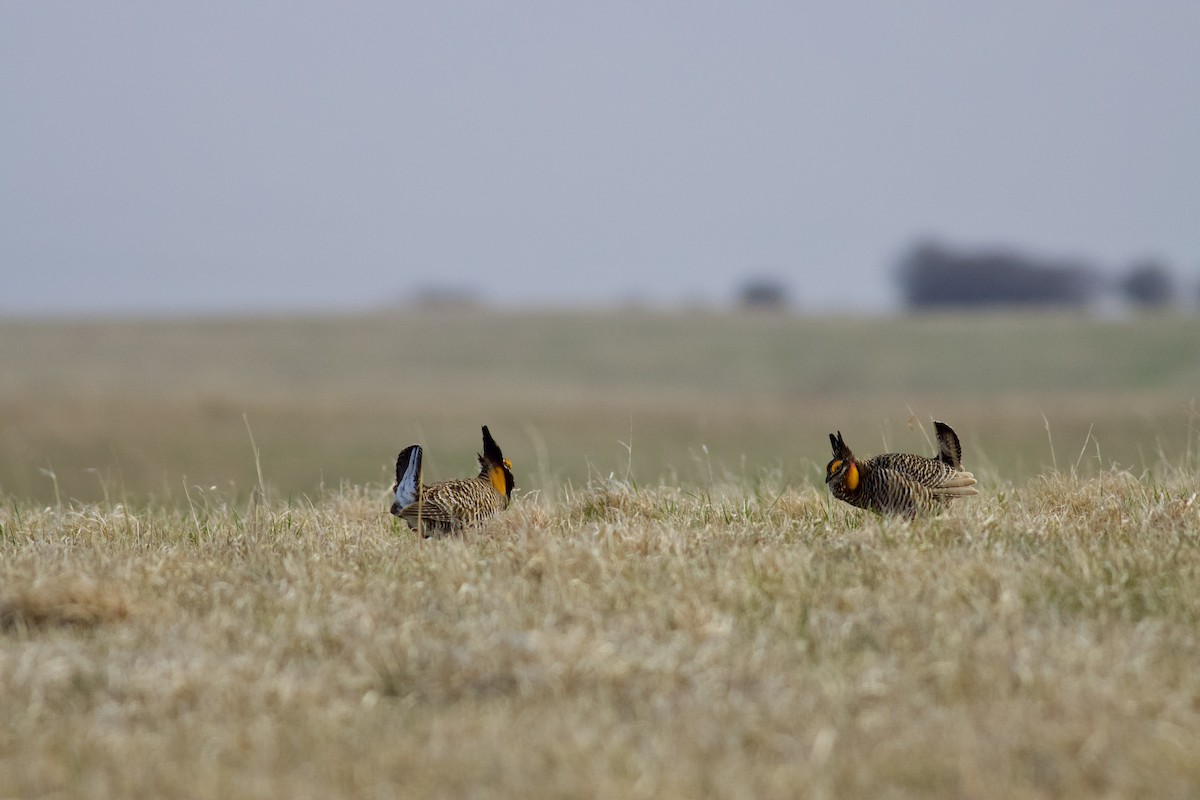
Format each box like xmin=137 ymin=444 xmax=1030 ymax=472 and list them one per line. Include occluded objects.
xmin=867 ymin=467 xmax=938 ymax=515
xmin=397 ymin=499 xmax=459 ymax=530
xmin=871 ymin=454 xmax=977 ymax=496
xmin=413 ymin=479 xmax=505 ymax=527
xmin=866 ymin=466 xmax=972 ymax=515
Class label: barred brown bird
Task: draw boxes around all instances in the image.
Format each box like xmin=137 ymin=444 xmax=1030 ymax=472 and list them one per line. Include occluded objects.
xmin=390 ymin=426 xmax=514 ymax=536
xmin=825 ymin=421 xmax=978 ymax=517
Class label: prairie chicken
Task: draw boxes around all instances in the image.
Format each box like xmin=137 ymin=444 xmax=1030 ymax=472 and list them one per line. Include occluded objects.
xmin=825 ymin=421 xmax=978 ymax=517
xmin=390 ymin=426 xmax=514 ymax=536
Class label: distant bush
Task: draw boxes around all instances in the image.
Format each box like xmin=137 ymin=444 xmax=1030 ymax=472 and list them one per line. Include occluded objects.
xmin=1119 ymin=259 xmax=1175 ymax=309
xmin=407 ymin=286 xmax=483 ymax=310
xmin=897 ymin=240 xmax=1101 ymax=310
xmin=737 ymin=277 xmax=790 ymax=312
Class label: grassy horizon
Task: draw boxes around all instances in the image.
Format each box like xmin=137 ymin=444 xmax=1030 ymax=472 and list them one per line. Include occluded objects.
xmin=2 ymin=310 xmax=1198 ymax=506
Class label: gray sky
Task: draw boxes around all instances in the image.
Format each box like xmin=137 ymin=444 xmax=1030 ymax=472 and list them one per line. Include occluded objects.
xmin=3 ymin=3 xmax=1198 ymax=315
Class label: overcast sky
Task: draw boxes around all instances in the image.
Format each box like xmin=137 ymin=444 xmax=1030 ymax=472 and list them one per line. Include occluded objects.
xmin=3 ymin=3 xmax=1198 ymax=315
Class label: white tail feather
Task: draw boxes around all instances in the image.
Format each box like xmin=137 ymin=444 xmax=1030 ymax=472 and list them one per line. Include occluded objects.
xmin=935 ymin=470 xmax=978 ymax=497
xmin=393 ymin=445 xmax=423 ymax=508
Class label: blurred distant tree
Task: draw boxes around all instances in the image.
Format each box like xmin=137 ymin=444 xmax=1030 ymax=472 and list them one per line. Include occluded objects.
xmin=738 ymin=277 xmax=790 ymax=312
xmin=1118 ymin=259 xmax=1175 ymax=309
xmin=408 ymin=285 xmax=483 ymax=310
xmin=897 ymin=240 xmax=1100 ymax=310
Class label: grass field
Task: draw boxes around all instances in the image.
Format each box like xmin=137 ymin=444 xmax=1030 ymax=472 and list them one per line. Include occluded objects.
xmin=2 ymin=311 xmax=1198 ymax=503
xmin=2 ymin=311 xmax=1200 ymax=798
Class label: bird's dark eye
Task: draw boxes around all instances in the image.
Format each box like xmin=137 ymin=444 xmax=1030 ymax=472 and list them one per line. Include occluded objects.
xmin=828 ymin=459 xmax=842 ymax=476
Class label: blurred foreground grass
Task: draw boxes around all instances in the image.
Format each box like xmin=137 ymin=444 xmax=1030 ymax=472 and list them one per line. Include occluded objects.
xmin=2 ymin=471 xmax=1200 ymax=798
xmin=1 ymin=310 xmax=1198 ymax=505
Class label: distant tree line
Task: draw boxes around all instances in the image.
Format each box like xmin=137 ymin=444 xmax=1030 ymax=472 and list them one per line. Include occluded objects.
xmin=1118 ymin=259 xmax=1176 ymax=308
xmin=737 ymin=276 xmax=790 ymax=312
xmin=897 ymin=240 xmax=1188 ymax=311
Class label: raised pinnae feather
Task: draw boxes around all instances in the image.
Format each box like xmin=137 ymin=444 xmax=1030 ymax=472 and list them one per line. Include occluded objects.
xmin=829 ymin=431 xmax=853 ymax=461
xmin=480 ymin=425 xmax=505 ymax=468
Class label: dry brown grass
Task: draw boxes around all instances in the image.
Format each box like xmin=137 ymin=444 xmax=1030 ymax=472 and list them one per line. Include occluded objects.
xmin=0 ymin=574 xmax=130 ymax=631
xmin=3 ymin=311 xmax=1199 ymax=796
xmin=3 ymin=467 xmax=1200 ymax=799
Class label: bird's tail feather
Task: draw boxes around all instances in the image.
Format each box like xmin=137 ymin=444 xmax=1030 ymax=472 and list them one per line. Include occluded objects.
xmin=935 ymin=470 xmax=978 ymax=497
xmin=933 ymin=421 xmax=964 ymax=469
xmin=392 ymin=445 xmax=423 ymax=512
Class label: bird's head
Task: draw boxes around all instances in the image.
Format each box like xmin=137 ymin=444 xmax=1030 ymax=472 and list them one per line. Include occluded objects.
xmin=825 ymin=431 xmax=860 ymax=493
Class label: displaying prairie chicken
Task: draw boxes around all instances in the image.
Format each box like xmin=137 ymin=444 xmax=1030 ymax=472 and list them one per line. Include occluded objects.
xmin=825 ymin=421 xmax=978 ymax=517
xmin=390 ymin=426 xmax=514 ymax=536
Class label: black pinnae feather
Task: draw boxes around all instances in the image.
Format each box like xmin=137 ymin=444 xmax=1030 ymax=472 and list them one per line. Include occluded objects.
xmin=481 ymin=425 xmax=505 ymax=467
xmin=829 ymin=431 xmax=853 ymax=461
xmin=476 ymin=426 xmax=514 ymax=497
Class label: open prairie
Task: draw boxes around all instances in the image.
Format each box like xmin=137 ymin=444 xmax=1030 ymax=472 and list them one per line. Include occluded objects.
xmin=2 ymin=311 xmax=1200 ymax=798
xmin=1 ymin=311 xmax=1198 ymax=503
